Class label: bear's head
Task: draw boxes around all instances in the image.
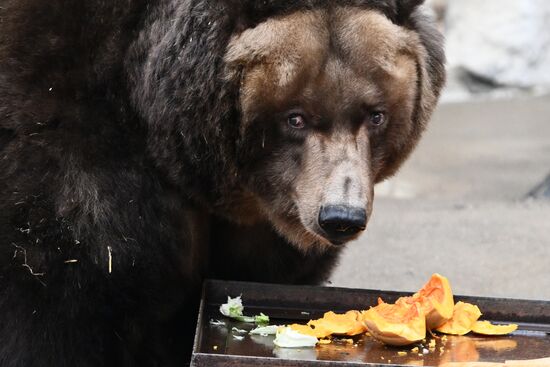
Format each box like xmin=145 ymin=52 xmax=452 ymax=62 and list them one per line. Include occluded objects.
xmin=129 ymin=0 xmax=444 ymax=253
xmin=223 ymin=4 xmax=444 ymax=250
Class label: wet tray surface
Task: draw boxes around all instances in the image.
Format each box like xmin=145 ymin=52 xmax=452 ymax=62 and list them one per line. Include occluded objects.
xmin=191 ymin=280 xmax=550 ymax=366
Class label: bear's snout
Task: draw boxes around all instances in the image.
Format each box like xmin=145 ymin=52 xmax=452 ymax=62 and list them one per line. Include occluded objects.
xmin=318 ymin=205 xmax=367 ymax=245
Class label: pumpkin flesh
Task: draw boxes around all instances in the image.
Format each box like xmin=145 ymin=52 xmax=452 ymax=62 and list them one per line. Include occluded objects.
xmin=362 ymin=301 xmax=426 ymax=346
xmin=289 ymin=323 xmax=332 ymax=338
xmin=471 ymin=320 xmax=518 ymax=336
xmin=307 ymin=311 xmax=366 ymax=336
xmin=436 ymin=301 xmax=482 ymax=335
xmin=397 ymin=273 xmax=455 ymax=329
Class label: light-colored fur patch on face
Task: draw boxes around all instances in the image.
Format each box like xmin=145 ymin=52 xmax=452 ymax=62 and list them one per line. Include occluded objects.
xmin=224 ymin=7 xmax=426 ymax=251
xmin=225 ymin=10 xmax=329 ymax=125
xmin=334 ymin=9 xmax=419 ymax=74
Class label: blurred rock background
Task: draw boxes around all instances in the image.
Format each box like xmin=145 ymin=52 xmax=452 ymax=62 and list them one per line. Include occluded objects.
xmin=330 ymin=1 xmax=550 ymax=300
xmin=429 ymin=0 xmax=550 ymax=102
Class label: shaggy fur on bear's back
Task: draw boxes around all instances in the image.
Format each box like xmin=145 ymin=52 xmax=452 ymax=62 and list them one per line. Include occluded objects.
xmin=0 ymin=1 xmax=444 ymax=366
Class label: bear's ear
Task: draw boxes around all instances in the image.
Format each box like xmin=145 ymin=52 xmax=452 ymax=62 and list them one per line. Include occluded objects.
xmin=396 ymin=0 xmax=425 ymax=23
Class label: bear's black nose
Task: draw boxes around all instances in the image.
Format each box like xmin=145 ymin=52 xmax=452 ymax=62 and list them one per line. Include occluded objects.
xmin=318 ymin=205 xmax=367 ymax=244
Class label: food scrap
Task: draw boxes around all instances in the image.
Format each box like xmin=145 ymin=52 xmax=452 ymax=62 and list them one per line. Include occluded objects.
xmin=396 ymin=273 xmax=455 ymax=330
xmin=255 ymin=313 xmax=270 ymax=326
xmin=362 ymin=301 xmax=426 ymax=346
xmin=471 ymin=320 xmax=518 ymax=336
xmin=209 ymin=319 xmax=225 ymax=326
xmin=307 ymin=311 xmax=366 ymax=336
xmin=289 ymin=323 xmax=332 ymax=339
xmin=436 ymin=302 xmax=482 ymax=335
xmin=249 ymin=325 xmax=281 ymax=336
xmin=219 ymin=296 xmax=270 ymax=325
xmin=273 ymin=326 xmax=318 ymax=348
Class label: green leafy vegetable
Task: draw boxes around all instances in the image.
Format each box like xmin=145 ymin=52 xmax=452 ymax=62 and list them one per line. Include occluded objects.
xmin=255 ymin=313 xmax=270 ymax=326
xmin=219 ymin=296 xmax=271 ymax=325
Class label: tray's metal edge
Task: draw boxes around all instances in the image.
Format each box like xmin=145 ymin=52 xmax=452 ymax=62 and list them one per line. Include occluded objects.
xmin=201 ymin=279 xmax=414 ymax=311
xmin=454 ymin=294 xmax=550 ymax=308
xmin=204 ymin=279 xmax=410 ymax=298
xmin=204 ymin=279 xmax=550 ymax=306
xmin=191 ymin=352 xmax=404 ymax=367
xmin=190 ymin=282 xmax=208 ymax=367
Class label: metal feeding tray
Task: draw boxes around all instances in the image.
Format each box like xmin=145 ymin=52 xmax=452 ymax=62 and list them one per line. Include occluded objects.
xmin=191 ymin=280 xmax=550 ymax=366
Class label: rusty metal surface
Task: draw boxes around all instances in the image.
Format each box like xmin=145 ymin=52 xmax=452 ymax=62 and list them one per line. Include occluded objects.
xmin=191 ymin=280 xmax=550 ymax=366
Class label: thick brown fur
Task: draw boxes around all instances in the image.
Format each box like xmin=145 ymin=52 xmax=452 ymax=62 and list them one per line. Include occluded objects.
xmin=0 ymin=0 xmax=445 ymax=366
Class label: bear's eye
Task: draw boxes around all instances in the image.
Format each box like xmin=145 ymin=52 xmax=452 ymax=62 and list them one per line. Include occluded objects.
xmin=288 ymin=114 xmax=306 ymax=129
xmin=368 ymin=111 xmax=386 ymax=126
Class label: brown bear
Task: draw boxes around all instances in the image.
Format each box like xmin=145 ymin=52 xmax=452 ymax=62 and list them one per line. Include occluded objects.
xmin=0 ymin=0 xmax=445 ymax=366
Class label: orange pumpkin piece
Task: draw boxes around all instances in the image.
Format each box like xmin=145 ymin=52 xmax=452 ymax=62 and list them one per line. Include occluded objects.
xmin=362 ymin=300 xmax=426 ymax=346
xmin=289 ymin=323 xmax=330 ymax=338
xmin=289 ymin=323 xmax=332 ymax=339
xmin=397 ymin=273 xmax=455 ymax=329
xmin=308 ymin=311 xmax=366 ymax=336
xmin=436 ymin=301 xmax=482 ymax=335
xmin=471 ymin=320 xmax=518 ymax=336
